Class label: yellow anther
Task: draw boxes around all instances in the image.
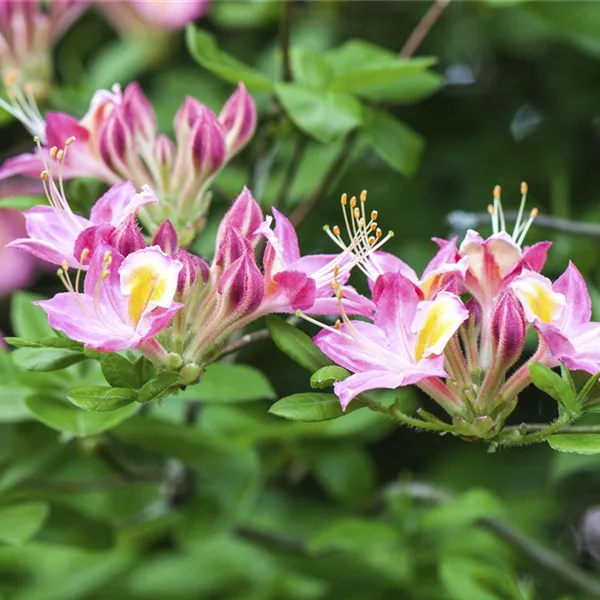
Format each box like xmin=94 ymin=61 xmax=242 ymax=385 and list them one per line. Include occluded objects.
xmin=368 ymin=236 xmax=376 ymax=246
xmin=521 ymin=181 xmax=528 ymax=195
xmin=49 ymin=146 xmax=58 ymax=159
xmin=56 ymin=268 xmax=63 ymax=278
xmin=3 ymin=72 xmax=17 ymax=87
xmin=33 ymin=136 xmax=40 ymax=144
xmin=65 ymin=136 xmax=76 ymax=146
xmin=530 ymin=208 xmax=539 ymax=218
xmin=493 ymin=185 xmax=501 ymax=200
xmin=370 ymin=222 xmax=377 ymax=231
xmin=358 ymin=217 xmax=365 ymax=228
xmin=40 ymin=170 xmax=49 ymax=180
xmin=56 ymin=149 xmax=64 ymax=162
xmin=61 ymin=260 xmax=69 ymax=271
xmin=350 ymin=196 xmax=357 ymax=208
xmin=333 ymin=264 xmax=339 ymax=277
xmin=102 ymin=269 xmax=110 ymax=280
xmin=353 ymin=207 xmax=360 ymax=219
xmin=334 ymin=319 xmax=342 ymax=330
xmin=487 ymin=204 xmax=494 ymax=215
xmin=371 ymin=210 xmax=378 ymax=221
xmin=80 ymin=248 xmax=89 ymax=262
xmin=23 ymin=83 xmax=34 ymax=95
xmin=341 ymin=193 xmax=348 ymax=206
xmin=376 ymin=228 xmax=382 ymax=238
xmin=332 ymin=225 xmax=341 ymax=237
xmin=360 ymin=190 xmax=367 ymax=202
xmin=102 ymin=250 xmax=112 ymax=266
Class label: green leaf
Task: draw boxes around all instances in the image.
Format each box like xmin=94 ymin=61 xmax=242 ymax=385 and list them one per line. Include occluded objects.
xmin=0 ymin=386 xmax=33 ymax=422
xmin=291 ymin=49 xmax=333 ymax=89
xmin=10 ymin=292 xmax=54 ymax=339
xmin=440 ymin=557 xmax=507 ymax=600
xmin=364 ymin=107 xmax=424 ymax=177
xmin=266 ymin=315 xmax=333 ymax=372
xmin=274 ymin=83 xmax=363 ymax=143
xmin=12 ymin=348 xmax=86 ymax=372
xmin=0 ymin=195 xmax=43 ymax=210
xmin=574 ymin=369 xmax=600 ymax=409
xmin=25 ymin=395 xmax=137 ymax=436
xmin=186 ymin=26 xmax=273 ymax=90
xmin=309 ymin=518 xmax=399 ymax=554
xmin=548 ymin=434 xmax=600 ymax=454
xmin=310 ymin=365 xmax=351 ymax=389
xmin=312 ymin=445 xmax=375 ymax=508
xmin=100 ymin=354 xmax=140 ymax=390
xmin=175 ymin=363 xmax=275 ymax=403
xmin=4 ymin=336 xmax=83 ymax=350
xmin=138 ymin=373 xmax=181 ymax=404
xmin=0 ymin=503 xmax=49 ymax=545
xmin=269 ymin=392 xmax=360 ymax=422
xmin=66 ymin=386 xmax=137 ymax=412
xmin=528 ymin=361 xmax=579 ymax=414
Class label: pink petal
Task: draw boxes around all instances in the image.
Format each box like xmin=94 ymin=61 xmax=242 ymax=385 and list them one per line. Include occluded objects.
xmin=553 ymin=261 xmax=591 ymax=328
xmin=90 ymin=182 xmax=158 ymax=226
xmin=333 ymin=370 xmax=409 ymax=410
xmin=271 ymin=270 xmax=316 ymax=312
xmin=522 ymin=241 xmax=552 ymax=273
xmin=0 ymin=152 xmax=45 ymax=181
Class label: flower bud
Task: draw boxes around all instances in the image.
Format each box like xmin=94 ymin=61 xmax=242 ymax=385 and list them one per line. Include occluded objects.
xmin=99 ymin=112 xmax=133 ymax=173
xmin=152 ymin=220 xmax=179 ymax=254
xmin=219 ymin=83 xmax=257 ymax=158
xmin=214 ymin=225 xmax=248 ymax=270
xmin=491 ymin=292 xmax=526 ymax=371
xmin=174 ymin=96 xmax=206 ymax=137
xmin=122 ymin=82 xmax=157 ymax=143
xmin=215 ymin=186 xmax=262 ymax=247
xmin=189 ymin=109 xmax=227 ymax=178
xmin=154 ymin=134 xmax=175 ymax=168
xmin=174 ymin=248 xmax=207 ymax=294
xmin=217 ymin=252 xmax=264 ymax=316
xmin=73 ymin=224 xmax=114 ymax=267
xmin=108 ymin=214 xmax=146 ymax=257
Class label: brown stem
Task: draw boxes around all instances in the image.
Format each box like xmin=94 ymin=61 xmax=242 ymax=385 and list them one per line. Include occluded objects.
xmin=217 ymin=328 xmax=270 ymax=359
xmin=399 ymin=0 xmax=452 ymax=58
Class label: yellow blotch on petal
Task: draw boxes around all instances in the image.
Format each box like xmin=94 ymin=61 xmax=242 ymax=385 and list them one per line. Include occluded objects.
xmin=516 ymin=280 xmax=564 ymax=324
xmin=414 ymin=297 xmax=465 ymax=362
xmin=127 ymin=266 xmax=167 ymax=325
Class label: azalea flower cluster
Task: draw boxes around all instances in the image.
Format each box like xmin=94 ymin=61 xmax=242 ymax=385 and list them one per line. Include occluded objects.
xmin=307 ymin=184 xmax=600 ymax=438
xmin=0 ymin=80 xmax=256 ymax=242
xmin=6 ymin=130 xmax=384 ymax=383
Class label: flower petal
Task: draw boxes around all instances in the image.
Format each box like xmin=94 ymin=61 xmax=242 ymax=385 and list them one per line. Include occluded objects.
xmin=553 ymin=261 xmax=591 ymax=328
xmin=333 ymin=370 xmax=408 ymax=410
xmin=90 ymin=182 xmax=158 ymax=226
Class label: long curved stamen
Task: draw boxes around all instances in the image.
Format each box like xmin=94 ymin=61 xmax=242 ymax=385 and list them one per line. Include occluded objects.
xmin=0 ymin=73 xmax=46 ymax=141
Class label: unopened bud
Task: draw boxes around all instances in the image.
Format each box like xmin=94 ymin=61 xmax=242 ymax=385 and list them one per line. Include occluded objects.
xmin=491 ymin=292 xmax=526 ymax=371
xmin=108 ymin=214 xmax=145 ymax=257
xmin=218 ymin=83 xmax=257 ymax=158
xmin=152 ymin=220 xmax=179 ymax=254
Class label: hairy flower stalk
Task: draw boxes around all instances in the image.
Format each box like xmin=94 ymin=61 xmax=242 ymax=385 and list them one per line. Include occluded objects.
xmin=299 ymin=183 xmax=600 ymax=439
xmin=0 ymin=81 xmax=257 ymax=241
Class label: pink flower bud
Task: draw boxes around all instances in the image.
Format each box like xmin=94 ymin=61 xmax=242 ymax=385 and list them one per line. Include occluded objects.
xmin=154 ymin=134 xmax=175 ymax=168
xmin=122 ymin=82 xmax=157 ymax=142
xmin=189 ymin=109 xmax=226 ymax=177
xmin=108 ymin=214 xmax=146 ymax=257
xmin=219 ymin=83 xmax=257 ymax=158
xmin=174 ymin=248 xmax=207 ymax=294
xmin=491 ymin=292 xmax=526 ymax=371
xmin=215 ymin=186 xmax=262 ymax=247
xmin=152 ymin=220 xmax=179 ymax=254
xmin=174 ymin=97 xmax=206 ymax=137
xmin=99 ymin=112 xmax=133 ymax=172
xmin=217 ymin=252 xmax=264 ymax=316
xmin=214 ymin=224 xmax=248 ymax=270
xmin=74 ymin=224 xmax=114 ymax=266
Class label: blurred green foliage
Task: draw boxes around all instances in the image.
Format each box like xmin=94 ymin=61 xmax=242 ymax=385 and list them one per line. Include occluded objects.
xmin=3 ymin=1 xmax=600 ymax=598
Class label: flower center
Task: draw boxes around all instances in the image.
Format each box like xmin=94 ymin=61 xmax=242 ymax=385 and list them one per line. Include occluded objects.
xmin=121 ymin=265 xmax=168 ymax=325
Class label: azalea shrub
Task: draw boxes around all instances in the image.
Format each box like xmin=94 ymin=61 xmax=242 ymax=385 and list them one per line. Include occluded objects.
xmin=2 ymin=1 xmax=600 ymax=599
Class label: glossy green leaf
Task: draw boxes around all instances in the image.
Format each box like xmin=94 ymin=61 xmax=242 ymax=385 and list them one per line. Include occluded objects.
xmin=274 ymin=83 xmax=363 ymax=143
xmin=440 ymin=557 xmax=507 ymax=600
xmin=310 ymin=365 xmax=351 ymax=389
xmin=12 ymin=348 xmax=86 ymax=372
xmin=25 ymin=395 xmax=137 ymax=436
xmin=186 ymin=26 xmax=273 ymax=90
xmin=66 ymin=386 xmax=137 ymax=412
xmin=269 ymin=392 xmax=359 ymax=422
xmin=266 ymin=316 xmax=332 ymax=372
xmin=0 ymin=503 xmax=49 ymax=545
xmin=4 ymin=336 xmax=83 ymax=350
xmin=10 ymin=292 xmax=54 ymax=339
xmin=291 ymin=49 xmax=333 ymax=89
xmin=100 ymin=354 xmax=140 ymax=390
xmin=0 ymin=386 xmax=32 ymax=422
xmin=138 ymin=373 xmax=182 ymax=404
xmin=175 ymin=363 xmax=275 ymax=403
xmin=548 ymin=434 xmax=600 ymax=454
xmin=364 ymin=107 xmax=424 ymax=177
xmin=528 ymin=361 xmax=579 ymax=414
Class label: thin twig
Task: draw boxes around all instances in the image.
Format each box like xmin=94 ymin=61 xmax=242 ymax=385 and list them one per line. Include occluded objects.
xmin=290 ymin=129 xmax=359 ymax=226
xmin=503 ymin=424 xmax=600 ymax=436
xmin=480 ymin=517 xmax=600 ymax=599
xmin=399 ymin=0 xmax=452 ymax=58
xmin=273 ymin=135 xmax=308 ymax=209
xmin=218 ymin=328 xmax=271 ymax=359
xmin=280 ymin=0 xmax=294 ymax=82
xmin=448 ymin=210 xmax=600 ymax=239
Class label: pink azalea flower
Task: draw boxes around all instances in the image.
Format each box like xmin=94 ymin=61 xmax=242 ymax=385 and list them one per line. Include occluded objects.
xmin=36 ymin=243 xmax=183 ymax=352
xmin=0 ymin=1 xmax=87 ymax=100
xmin=8 ymin=147 xmax=158 ymax=268
xmin=98 ymin=1 xmax=210 ymax=35
xmin=511 ymin=263 xmax=600 ymax=375
xmin=0 ymin=82 xmax=256 ymax=232
xmin=313 ymin=272 xmax=469 ymax=410
xmin=0 ymin=208 xmax=37 ymax=296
